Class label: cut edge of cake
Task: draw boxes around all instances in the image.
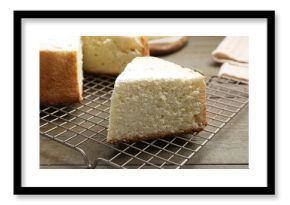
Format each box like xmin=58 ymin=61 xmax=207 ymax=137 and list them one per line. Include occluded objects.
xmin=107 ymin=56 xmax=207 ymax=144
xmin=81 ymin=36 xmax=149 ymax=75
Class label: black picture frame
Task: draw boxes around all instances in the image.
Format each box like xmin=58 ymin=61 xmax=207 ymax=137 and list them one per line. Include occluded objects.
xmin=14 ymin=10 xmax=275 ymax=195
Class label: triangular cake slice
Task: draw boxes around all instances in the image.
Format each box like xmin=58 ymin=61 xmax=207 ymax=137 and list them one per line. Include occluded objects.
xmin=107 ymin=57 xmax=207 ymax=144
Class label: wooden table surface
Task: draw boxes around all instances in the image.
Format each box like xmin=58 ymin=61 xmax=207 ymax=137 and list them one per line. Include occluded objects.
xmin=40 ymin=36 xmax=248 ymax=169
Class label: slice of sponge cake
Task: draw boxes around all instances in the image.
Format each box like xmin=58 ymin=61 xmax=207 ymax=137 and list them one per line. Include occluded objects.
xmin=107 ymin=56 xmax=207 ymax=144
xmin=40 ymin=37 xmax=83 ymax=105
xmin=81 ymin=36 xmax=149 ymax=75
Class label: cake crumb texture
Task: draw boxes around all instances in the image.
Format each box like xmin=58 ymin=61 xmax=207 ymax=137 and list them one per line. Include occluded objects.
xmin=107 ymin=57 xmax=207 ymax=143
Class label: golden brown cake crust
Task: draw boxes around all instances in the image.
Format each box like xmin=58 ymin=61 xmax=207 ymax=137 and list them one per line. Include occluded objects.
xmin=40 ymin=50 xmax=82 ymax=105
xmin=193 ymin=79 xmax=208 ymax=128
xmin=141 ymin=36 xmax=150 ymax=56
xmin=107 ymin=127 xmax=205 ymax=144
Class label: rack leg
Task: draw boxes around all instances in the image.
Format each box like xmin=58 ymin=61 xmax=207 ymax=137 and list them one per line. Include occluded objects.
xmin=74 ymin=147 xmax=93 ymax=169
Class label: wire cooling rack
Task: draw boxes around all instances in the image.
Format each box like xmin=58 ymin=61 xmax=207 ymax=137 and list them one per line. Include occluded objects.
xmin=40 ymin=74 xmax=248 ymax=169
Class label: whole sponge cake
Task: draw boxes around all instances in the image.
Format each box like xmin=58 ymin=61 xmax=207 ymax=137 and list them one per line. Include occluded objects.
xmin=40 ymin=37 xmax=83 ymax=105
xmin=81 ymin=36 xmax=149 ymax=75
xmin=107 ymin=57 xmax=207 ymax=144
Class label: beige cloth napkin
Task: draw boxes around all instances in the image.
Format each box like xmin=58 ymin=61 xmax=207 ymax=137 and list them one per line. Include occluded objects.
xmin=212 ymin=36 xmax=249 ymax=81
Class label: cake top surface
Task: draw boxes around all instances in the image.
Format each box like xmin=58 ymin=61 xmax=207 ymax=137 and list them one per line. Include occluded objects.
xmin=40 ymin=36 xmax=81 ymax=51
xmin=116 ymin=57 xmax=204 ymax=83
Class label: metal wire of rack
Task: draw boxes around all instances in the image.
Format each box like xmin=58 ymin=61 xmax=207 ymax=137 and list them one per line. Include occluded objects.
xmin=40 ymin=74 xmax=249 ymax=169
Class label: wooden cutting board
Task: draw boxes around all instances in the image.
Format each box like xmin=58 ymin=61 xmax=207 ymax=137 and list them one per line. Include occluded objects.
xmin=148 ymin=36 xmax=189 ymax=56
